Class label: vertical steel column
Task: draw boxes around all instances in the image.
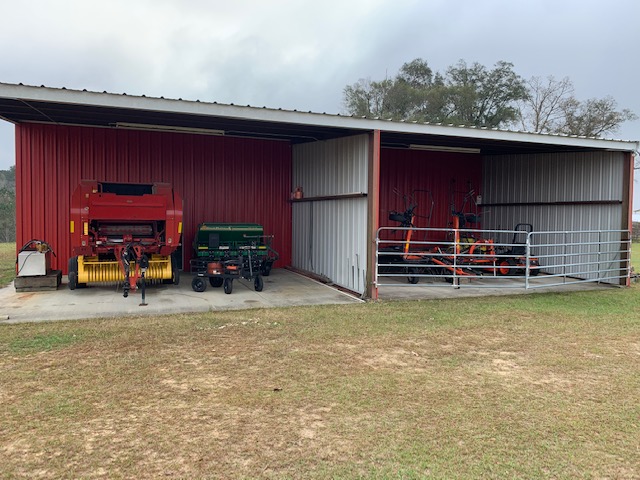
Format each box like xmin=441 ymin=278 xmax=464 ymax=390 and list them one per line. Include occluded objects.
xmin=563 ymin=232 xmax=567 ymax=284
xmin=597 ymin=230 xmax=602 ymax=283
xmin=366 ymin=130 xmax=381 ymax=300
xmin=525 ymin=232 xmax=531 ymax=289
xmin=620 ymin=152 xmax=634 ymax=286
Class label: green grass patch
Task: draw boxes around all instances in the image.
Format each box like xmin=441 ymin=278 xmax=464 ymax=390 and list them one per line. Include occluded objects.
xmin=8 ymin=332 xmax=82 ymax=353
xmin=0 ymin=242 xmax=15 ymax=286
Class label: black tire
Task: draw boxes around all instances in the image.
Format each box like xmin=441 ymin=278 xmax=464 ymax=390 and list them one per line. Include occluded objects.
xmin=223 ymin=278 xmax=233 ymax=295
xmin=407 ymin=267 xmax=420 ymax=284
xmin=171 ymin=254 xmax=180 ymax=285
xmin=431 ymin=264 xmax=451 ymax=283
xmin=68 ymin=271 xmax=78 ymax=290
xmin=68 ymin=256 xmax=78 ymax=290
xmin=529 ymin=266 xmax=541 ymax=276
xmin=209 ymin=277 xmax=223 ymax=288
xmin=191 ymin=276 xmax=207 ymax=293
xmin=254 ymin=275 xmax=264 ymax=292
xmin=440 ymin=266 xmax=455 ymax=283
xmin=261 ymin=263 xmax=272 ymax=277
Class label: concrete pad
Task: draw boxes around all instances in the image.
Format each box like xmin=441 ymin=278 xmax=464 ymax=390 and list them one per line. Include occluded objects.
xmin=0 ymin=269 xmax=363 ymax=324
xmin=377 ymin=274 xmax=619 ymax=301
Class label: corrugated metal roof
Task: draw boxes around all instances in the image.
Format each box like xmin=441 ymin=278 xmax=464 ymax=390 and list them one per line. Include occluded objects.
xmin=0 ymin=81 xmax=638 ymax=154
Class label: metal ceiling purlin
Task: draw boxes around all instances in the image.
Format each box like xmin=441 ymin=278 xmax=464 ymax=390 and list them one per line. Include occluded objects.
xmin=0 ymin=82 xmax=637 ymax=154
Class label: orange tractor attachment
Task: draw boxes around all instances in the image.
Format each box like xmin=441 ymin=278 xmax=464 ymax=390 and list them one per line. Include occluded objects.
xmin=385 ymin=188 xmax=540 ymax=283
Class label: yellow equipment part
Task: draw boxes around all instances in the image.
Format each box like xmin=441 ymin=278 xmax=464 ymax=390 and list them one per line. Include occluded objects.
xmin=77 ymin=255 xmax=173 ymax=284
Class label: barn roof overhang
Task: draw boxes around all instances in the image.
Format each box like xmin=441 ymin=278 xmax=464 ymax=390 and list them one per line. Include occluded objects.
xmin=0 ymin=82 xmax=637 ymax=155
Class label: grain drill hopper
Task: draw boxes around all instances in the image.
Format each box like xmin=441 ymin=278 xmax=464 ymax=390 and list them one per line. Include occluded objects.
xmin=190 ymin=223 xmax=278 ymax=294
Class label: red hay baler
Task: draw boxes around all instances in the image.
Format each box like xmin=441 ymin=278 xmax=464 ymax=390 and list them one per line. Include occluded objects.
xmin=68 ymin=180 xmax=182 ymax=297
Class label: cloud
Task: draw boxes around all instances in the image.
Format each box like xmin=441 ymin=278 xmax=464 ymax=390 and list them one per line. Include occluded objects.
xmin=0 ymin=0 xmax=638 ymax=171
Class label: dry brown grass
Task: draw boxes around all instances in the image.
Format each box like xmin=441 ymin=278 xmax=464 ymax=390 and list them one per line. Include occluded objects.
xmin=1 ymin=286 xmax=640 ymax=479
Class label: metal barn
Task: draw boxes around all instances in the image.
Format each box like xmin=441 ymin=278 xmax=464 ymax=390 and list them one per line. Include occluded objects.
xmin=0 ymin=82 xmax=636 ymax=299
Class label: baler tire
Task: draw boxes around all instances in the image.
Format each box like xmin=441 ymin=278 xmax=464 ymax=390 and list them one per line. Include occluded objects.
xmin=223 ymin=278 xmax=233 ymax=295
xmin=68 ymin=271 xmax=78 ymax=290
xmin=172 ymin=254 xmax=180 ymax=285
xmin=191 ymin=276 xmax=207 ymax=293
xmin=254 ymin=275 xmax=263 ymax=292
xmin=261 ymin=264 xmax=271 ymax=277
xmin=164 ymin=254 xmax=180 ymax=285
xmin=68 ymin=257 xmax=78 ymax=290
xmin=209 ymin=277 xmax=223 ymax=288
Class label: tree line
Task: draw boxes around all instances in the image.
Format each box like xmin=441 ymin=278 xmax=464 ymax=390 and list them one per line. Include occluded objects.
xmin=0 ymin=166 xmax=16 ymax=243
xmin=342 ymin=58 xmax=637 ymax=138
xmin=0 ymin=62 xmax=636 ymax=246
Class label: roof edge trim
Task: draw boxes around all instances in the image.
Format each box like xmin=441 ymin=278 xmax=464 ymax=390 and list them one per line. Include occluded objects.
xmin=0 ymin=82 xmax=638 ymax=153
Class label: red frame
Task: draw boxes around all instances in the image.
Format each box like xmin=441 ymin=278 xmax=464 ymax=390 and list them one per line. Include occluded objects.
xmin=70 ymin=180 xmax=183 ymax=258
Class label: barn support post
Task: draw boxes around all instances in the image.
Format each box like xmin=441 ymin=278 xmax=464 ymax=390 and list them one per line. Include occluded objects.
xmin=621 ymin=151 xmax=634 ymax=286
xmin=14 ymin=124 xmax=23 ymax=254
xmin=366 ymin=130 xmax=381 ymax=300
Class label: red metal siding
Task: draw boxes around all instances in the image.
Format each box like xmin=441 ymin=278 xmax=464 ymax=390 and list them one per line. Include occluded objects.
xmin=16 ymin=124 xmax=292 ymax=273
xmin=379 ymin=148 xmax=483 ymax=239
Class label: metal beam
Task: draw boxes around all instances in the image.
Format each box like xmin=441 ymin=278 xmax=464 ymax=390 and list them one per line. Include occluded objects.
xmin=1 ymin=82 xmax=637 ymax=153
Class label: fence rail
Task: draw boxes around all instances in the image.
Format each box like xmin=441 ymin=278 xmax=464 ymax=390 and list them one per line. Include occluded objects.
xmin=375 ymin=226 xmax=631 ymax=290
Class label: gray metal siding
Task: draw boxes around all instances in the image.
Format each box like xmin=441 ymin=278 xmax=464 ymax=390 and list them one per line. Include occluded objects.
xmin=483 ymin=152 xmax=624 ymax=205
xmin=292 ymin=135 xmax=369 ymax=293
xmin=482 ymin=151 xmax=626 ymax=280
xmin=292 ymin=135 xmax=369 ymax=196
xmin=482 ymin=151 xmax=624 ymax=230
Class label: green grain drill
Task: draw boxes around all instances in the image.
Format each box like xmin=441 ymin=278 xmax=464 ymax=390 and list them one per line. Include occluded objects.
xmin=191 ymin=223 xmax=278 ymax=276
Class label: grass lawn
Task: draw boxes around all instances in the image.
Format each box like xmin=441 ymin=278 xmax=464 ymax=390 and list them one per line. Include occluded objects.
xmin=1 ymin=283 xmax=639 ymax=478
xmin=0 ymin=242 xmax=16 ymax=286
xmin=0 ymin=241 xmax=638 ymax=477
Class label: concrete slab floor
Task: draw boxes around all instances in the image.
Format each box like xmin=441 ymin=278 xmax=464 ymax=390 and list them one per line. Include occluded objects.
xmin=0 ymin=269 xmax=363 ymax=324
xmin=0 ymin=270 xmax=623 ymax=325
xmin=377 ymin=274 xmax=621 ymax=301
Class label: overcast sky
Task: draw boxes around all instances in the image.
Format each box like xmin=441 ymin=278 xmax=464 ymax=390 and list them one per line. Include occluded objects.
xmin=0 ymin=0 xmax=639 ymax=216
